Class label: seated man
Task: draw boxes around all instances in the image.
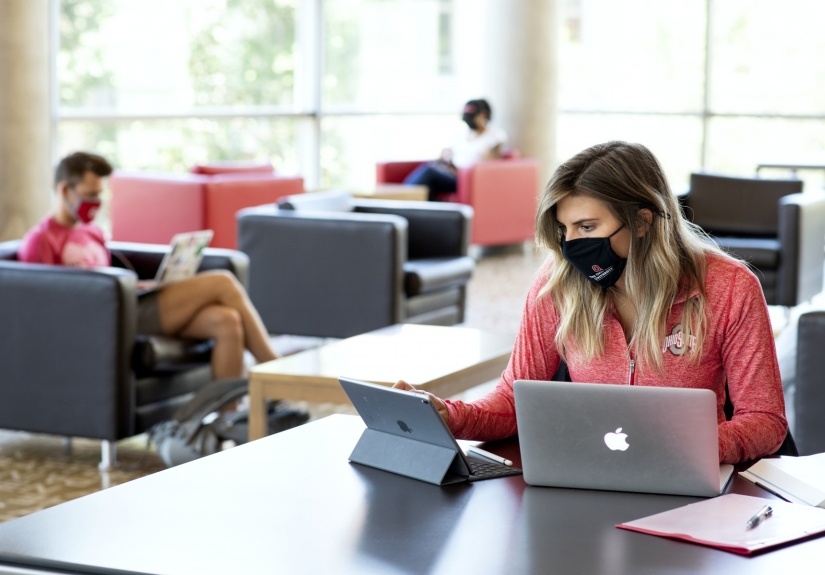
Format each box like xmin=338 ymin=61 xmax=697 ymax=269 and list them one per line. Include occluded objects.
xmin=19 ymin=151 xmax=279 ymax=380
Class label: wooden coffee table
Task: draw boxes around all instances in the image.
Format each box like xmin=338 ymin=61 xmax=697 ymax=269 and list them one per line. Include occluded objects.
xmin=248 ymin=324 xmax=513 ymax=440
xmin=351 ymin=183 xmax=428 ymax=201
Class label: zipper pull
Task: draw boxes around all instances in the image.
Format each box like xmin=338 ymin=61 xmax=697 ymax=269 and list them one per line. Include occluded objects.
xmin=629 ymin=359 xmax=636 ymax=385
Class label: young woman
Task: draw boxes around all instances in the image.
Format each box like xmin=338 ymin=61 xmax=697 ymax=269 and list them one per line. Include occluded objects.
xmin=403 ymin=98 xmax=508 ymax=200
xmin=396 ymin=141 xmax=788 ymax=464
xmin=19 ymin=151 xmax=279 ymax=380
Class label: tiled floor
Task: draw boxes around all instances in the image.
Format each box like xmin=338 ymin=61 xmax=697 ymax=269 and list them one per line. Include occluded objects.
xmin=0 ymin=243 xmax=546 ymax=523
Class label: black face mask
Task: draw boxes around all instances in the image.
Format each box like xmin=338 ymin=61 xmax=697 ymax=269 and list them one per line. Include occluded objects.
xmin=561 ymin=225 xmax=627 ymax=288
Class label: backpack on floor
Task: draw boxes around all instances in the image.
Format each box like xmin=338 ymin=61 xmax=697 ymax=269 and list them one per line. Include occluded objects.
xmin=151 ymin=378 xmax=309 ymax=467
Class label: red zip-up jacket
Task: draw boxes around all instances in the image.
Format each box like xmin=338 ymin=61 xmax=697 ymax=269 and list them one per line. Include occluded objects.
xmin=445 ymin=253 xmax=787 ymax=464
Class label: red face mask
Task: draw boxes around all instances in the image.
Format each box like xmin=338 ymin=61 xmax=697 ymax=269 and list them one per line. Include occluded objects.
xmin=68 ymin=189 xmax=101 ymax=224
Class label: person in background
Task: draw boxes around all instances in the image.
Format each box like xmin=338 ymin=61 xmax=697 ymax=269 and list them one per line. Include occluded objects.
xmin=404 ymin=98 xmax=508 ymax=201
xmin=396 ymin=141 xmax=788 ymax=465
xmin=18 ymin=151 xmax=279 ymax=380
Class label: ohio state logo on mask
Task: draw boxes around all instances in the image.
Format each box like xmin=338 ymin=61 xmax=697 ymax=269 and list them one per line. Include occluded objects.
xmin=561 ymin=225 xmax=627 ymax=289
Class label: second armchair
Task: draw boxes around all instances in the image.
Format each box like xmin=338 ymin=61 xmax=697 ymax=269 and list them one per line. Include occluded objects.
xmin=682 ymin=173 xmax=825 ymax=307
xmin=237 ymin=191 xmax=475 ymax=338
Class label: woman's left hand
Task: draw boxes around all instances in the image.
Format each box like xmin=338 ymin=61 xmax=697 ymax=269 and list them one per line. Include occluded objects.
xmin=393 ymin=380 xmax=450 ymax=424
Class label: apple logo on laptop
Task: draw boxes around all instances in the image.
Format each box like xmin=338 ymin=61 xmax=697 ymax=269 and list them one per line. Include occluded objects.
xmin=397 ymin=420 xmax=413 ymax=433
xmin=604 ymin=428 xmax=629 ymax=451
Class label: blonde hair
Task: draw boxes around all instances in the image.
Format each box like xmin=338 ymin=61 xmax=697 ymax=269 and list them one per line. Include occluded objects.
xmin=536 ymin=141 xmax=730 ymax=373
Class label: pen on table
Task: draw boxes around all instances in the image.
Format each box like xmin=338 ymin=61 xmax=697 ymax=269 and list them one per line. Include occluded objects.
xmin=746 ymin=504 xmax=773 ymax=529
xmin=467 ymin=446 xmax=512 ymax=467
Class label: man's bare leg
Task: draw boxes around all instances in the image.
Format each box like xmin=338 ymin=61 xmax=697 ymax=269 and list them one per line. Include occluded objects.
xmin=177 ymin=305 xmax=245 ymax=379
xmin=157 ymin=270 xmax=277 ymax=363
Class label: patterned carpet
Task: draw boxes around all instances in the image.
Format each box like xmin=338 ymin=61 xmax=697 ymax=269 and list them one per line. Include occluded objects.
xmin=0 ymin=244 xmax=546 ymax=523
xmin=0 ymin=434 xmax=166 ymax=523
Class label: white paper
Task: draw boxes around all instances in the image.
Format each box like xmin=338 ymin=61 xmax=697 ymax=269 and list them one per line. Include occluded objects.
xmin=620 ymin=494 xmax=825 ymax=552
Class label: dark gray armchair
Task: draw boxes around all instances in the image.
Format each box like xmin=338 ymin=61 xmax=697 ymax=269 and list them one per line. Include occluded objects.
xmin=681 ymin=173 xmax=825 ymax=306
xmin=0 ymin=240 xmax=248 ymax=466
xmin=237 ymin=191 xmax=475 ymax=338
xmin=793 ymin=311 xmax=825 ymax=455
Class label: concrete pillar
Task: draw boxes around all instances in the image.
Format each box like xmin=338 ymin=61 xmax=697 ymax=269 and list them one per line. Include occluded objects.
xmin=0 ymin=1 xmax=52 ymax=242
xmin=482 ymin=0 xmax=558 ymax=188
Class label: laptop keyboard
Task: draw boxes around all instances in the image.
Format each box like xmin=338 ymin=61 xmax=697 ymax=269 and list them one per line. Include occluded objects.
xmin=467 ymin=459 xmax=523 ymax=482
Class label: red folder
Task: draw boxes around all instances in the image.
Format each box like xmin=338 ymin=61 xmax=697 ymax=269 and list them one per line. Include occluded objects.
xmin=617 ymin=494 xmax=825 ymax=555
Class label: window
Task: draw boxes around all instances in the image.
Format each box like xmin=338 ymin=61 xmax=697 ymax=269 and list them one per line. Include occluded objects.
xmin=320 ymin=0 xmax=482 ymax=186
xmin=58 ymin=0 xmax=299 ymax=177
xmin=59 ymin=1 xmax=825 ymax=201
xmin=558 ymin=0 xmax=825 ymax=192
xmin=705 ymin=0 xmax=825 ymax=189
xmin=56 ymin=0 xmax=482 ymax=194
xmin=58 ymin=117 xmax=298 ymax=174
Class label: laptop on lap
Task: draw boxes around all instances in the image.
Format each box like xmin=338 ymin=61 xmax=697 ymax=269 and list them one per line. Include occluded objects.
xmin=135 ymin=230 xmax=214 ymax=295
xmin=514 ymin=380 xmax=734 ymax=497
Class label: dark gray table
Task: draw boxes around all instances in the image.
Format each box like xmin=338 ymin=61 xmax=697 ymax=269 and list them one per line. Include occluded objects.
xmin=0 ymin=415 xmax=822 ymax=575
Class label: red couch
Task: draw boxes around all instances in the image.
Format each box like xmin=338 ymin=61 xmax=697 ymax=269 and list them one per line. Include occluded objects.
xmin=376 ymin=155 xmax=539 ymax=246
xmin=110 ymin=163 xmax=303 ymax=249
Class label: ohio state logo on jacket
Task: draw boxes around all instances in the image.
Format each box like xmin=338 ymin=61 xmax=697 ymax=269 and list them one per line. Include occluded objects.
xmin=662 ymin=323 xmax=697 ymax=356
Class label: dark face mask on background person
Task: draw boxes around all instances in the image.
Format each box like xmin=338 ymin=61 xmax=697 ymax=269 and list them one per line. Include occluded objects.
xmin=561 ymin=225 xmax=627 ymax=288
xmin=463 ymin=104 xmax=479 ymax=130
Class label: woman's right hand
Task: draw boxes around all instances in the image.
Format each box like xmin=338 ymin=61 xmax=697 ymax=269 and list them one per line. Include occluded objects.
xmin=393 ymin=380 xmax=450 ymax=425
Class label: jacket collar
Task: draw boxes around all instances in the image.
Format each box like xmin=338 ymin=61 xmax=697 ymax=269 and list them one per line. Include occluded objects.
xmin=673 ymin=284 xmax=700 ymax=305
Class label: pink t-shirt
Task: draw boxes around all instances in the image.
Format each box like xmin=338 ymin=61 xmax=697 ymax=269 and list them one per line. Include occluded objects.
xmin=444 ymin=253 xmax=788 ymax=464
xmin=18 ymin=216 xmax=110 ymax=268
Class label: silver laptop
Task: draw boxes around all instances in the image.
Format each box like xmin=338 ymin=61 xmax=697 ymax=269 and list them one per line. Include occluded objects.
xmin=137 ymin=230 xmax=214 ymax=295
xmin=514 ymin=380 xmax=734 ymax=497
